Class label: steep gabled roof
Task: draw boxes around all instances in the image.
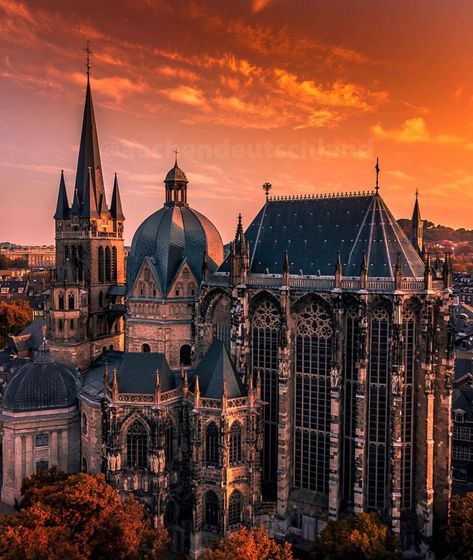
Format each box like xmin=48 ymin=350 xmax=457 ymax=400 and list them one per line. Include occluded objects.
xmin=219 ymin=192 xmax=424 ymax=278
xmin=194 ymin=340 xmax=245 ymax=399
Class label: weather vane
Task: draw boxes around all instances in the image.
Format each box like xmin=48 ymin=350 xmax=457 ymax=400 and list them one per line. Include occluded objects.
xmin=84 ymin=41 xmax=92 ymax=79
xmin=263 ymin=182 xmax=272 ymax=201
xmin=375 ymin=157 xmax=380 ymax=194
xmin=174 ymin=148 xmax=178 ymax=166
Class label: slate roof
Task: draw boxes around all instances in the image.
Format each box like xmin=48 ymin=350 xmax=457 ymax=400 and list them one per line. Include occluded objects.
xmin=219 ymin=192 xmax=424 ymax=278
xmin=2 ymin=343 xmax=78 ymax=412
xmin=194 ymin=340 xmax=245 ymax=399
xmin=165 ymin=163 xmax=188 ymax=183
xmin=453 ymin=384 xmax=473 ymax=422
xmin=81 ymin=351 xmax=174 ymax=399
xmin=127 ymin=204 xmax=224 ymax=295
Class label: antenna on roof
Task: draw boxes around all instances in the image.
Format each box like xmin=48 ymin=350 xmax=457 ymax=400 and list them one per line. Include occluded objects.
xmin=375 ymin=157 xmax=380 ymax=194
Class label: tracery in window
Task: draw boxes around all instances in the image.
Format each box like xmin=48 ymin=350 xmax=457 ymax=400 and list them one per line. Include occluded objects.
xmin=126 ymin=420 xmax=148 ymax=469
xmin=228 ymin=490 xmax=242 ymax=527
xmin=229 ymin=422 xmax=242 ymax=465
xmin=206 ymin=422 xmax=219 ymax=466
xmin=294 ymin=299 xmax=332 ymax=495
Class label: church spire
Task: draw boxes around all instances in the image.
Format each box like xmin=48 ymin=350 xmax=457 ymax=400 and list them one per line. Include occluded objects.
xmin=110 ymin=173 xmax=125 ymax=221
xmin=410 ymin=188 xmax=424 ymax=255
xmin=74 ymin=44 xmax=108 ymax=217
xmin=81 ymin=166 xmax=98 ymax=218
xmin=53 ymin=170 xmax=70 ymax=219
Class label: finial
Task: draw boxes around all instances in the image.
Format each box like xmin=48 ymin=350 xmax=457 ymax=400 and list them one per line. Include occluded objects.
xmin=263 ymin=182 xmax=272 ymax=201
xmin=415 ymin=187 xmax=419 ymax=199
xmin=375 ymin=157 xmax=380 ymax=194
xmin=174 ymin=148 xmax=178 ymax=166
xmin=84 ymin=41 xmax=92 ymax=81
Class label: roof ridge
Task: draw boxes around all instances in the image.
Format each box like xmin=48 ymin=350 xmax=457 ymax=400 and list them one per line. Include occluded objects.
xmin=268 ymin=190 xmax=375 ymax=202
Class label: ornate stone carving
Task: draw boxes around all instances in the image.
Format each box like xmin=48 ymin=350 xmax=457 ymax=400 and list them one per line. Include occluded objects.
xmin=391 ymin=370 xmax=403 ymax=396
xmin=330 ymin=365 xmax=341 ymax=389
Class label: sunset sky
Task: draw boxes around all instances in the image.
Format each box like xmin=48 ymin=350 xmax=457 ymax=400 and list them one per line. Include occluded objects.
xmin=1 ymin=0 xmax=473 ymax=245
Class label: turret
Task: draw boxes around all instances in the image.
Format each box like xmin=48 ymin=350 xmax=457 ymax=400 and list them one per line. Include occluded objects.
xmin=410 ymin=189 xmax=424 ymax=255
xmin=53 ymin=170 xmax=70 ymax=219
xmin=110 ymin=173 xmax=125 ymax=221
xmin=394 ymin=252 xmax=402 ymax=291
xmin=230 ymin=214 xmax=249 ymax=285
xmin=283 ymin=249 xmax=290 ymax=285
xmin=360 ymin=252 xmax=368 ymax=291
xmin=335 ymin=251 xmax=343 ymax=289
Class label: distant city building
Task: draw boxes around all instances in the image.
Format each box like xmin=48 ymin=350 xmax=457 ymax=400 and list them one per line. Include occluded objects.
xmin=1 ymin=247 xmax=55 ymax=270
xmin=0 ymin=278 xmax=29 ymax=299
xmin=0 ymin=63 xmax=454 ymax=558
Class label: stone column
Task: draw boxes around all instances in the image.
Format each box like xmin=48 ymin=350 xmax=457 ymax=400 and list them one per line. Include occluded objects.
xmin=390 ymin=302 xmax=404 ymax=537
xmin=25 ymin=435 xmax=34 ymax=478
xmin=230 ymin=285 xmax=249 ymax=381
xmin=276 ymin=285 xmax=291 ymax=518
xmin=14 ymin=434 xmax=22 ymax=497
xmin=329 ymin=365 xmax=342 ymax=520
xmin=50 ymin=430 xmax=59 ymax=468
xmin=353 ymin=298 xmax=368 ymax=513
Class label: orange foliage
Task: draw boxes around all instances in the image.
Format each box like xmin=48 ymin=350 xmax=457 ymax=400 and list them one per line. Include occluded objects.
xmin=0 ymin=299 xmax=32 ymax=347
xmin=0 ymin=468 xmax=169 ymax=560
xmin=205 ymin=526 xmax=293 ymax=560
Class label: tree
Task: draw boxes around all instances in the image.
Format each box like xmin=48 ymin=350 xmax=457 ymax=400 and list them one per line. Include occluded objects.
xmin=205 ymin=526 xmax=293 ymax=560
xmin=0 ymin=468 xmax=169 ymax=560
xmin=0 ymin=299 xmax=32 ymax=348
xmin=312 ymin=512 xmax=399 ymax=560
xmin=446 ymin=492 xmax=473 ymax=560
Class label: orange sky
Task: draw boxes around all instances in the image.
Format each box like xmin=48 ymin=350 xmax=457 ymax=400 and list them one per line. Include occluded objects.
xmin=1 ymin=0 xmax=472 ymax=245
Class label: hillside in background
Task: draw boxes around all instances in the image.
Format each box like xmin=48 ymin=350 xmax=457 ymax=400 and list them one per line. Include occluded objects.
xmin=398 ymin=219 xmax=473 ymax=273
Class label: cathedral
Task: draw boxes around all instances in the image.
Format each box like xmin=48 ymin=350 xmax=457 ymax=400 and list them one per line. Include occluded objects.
xmin=0 ymin=66 xmax=454 ymax=557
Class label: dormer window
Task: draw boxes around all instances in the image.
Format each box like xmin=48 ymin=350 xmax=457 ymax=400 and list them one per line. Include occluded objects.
xmin=455 ymin=410 xmax=465 ymax=424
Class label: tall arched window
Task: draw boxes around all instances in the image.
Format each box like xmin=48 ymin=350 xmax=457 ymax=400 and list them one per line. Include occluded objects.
xmin=212 ymin=296 xmax=231 ymax=350
xmin=164 ymin=418 xmax=174 ymax=466
xmin=164 ymin=501 xmax=175 ymax=527
xmin=82 ymin=457 xmax=88 ymax=472
xmin=126 ymin=420 xmax=148 ymax=469
xmin=205 ymin=422 xmax=219 ymax=466
xmin=105 ymin=246 xmax=111 ymax=282
xmin=112 ymin=246 xmax=117 ymax=282
xmin=68 ymin=292 xmax=75 ymax=310
xmin=205 ymin=491 xmax=219 ymax=529
xmin=343 ymin=305 xmax=361 ymax=505
xmin=294 ymin=299 xmax=332 ymax=495
xmin=58 ymin=293 xmax=65 ymax=310
xmin=98 ymin=246 xmax=104 ymax=283
xmin=229 ymin=422 xmax=242 ymax=465
xmin=228 ymin=491 xmax=242 ymax=527
xmin=142 ymin=343 xmax=150 ymax=353
xmin=401 ymin=305 xmax=417 ymax=510
xmin=367 ymin=305 xmax=390 ymax=509
xmin=251 ymin=298 xmax=280 ymax=500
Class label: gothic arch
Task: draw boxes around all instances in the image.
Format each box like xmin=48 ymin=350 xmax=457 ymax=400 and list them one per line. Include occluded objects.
xmin=228 ymin=490 xmax=242 ymax=527
xmin=250 ymin=293 xmax=281 ymax=500
xmin=205 ymin=422 xmax=219 ymax=466
xmin=125 ymin=418 xmax=149 ymax=469
xmin=229 ymin=421 xmax=243 ymax=465
xmin=293 ymin=294 xmax=334 ymax=495
xmin=199 ymin=287 xmax=230 ymax=321
xmin=204 ymin=491 xmax=219 ymax=529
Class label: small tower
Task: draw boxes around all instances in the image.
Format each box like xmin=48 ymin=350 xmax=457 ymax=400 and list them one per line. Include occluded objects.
xmin=230 ymin=214 xmax=249 ymax=285
xmin=49 ymin=46 xmax=125 ymax=369
xmin=410 ymin=189 xmax=424 ymax=255
xmin=164 ymin=150 xmax=189 ymax=206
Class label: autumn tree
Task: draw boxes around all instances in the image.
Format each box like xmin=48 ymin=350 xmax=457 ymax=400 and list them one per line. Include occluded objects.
xmin=205 ymin=526 xmax=293 ymax=560
xmin=312 ymin=512 xmax=400 ymax=560
xmin=0 ymin=468 xmax=169 ymax=560
xmin=0 ymin=299 xmax=32 ymax=348
xmin=446 ymin=491 xmax=473 ymax=560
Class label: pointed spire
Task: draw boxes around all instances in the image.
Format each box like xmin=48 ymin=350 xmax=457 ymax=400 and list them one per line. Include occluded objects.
xmin=111 ymin=367 xmax=119 ymax=403
xmin=394 ymin=252 xmax=402 ymax=290
xmin=262 ymin=182 xmax=272 ymax=201
xmin=283 ymin=249 xmax=290 ymax=285
xmin=110 ymin=173 xmax=125 ymax=221
xmin=231 ymin=214 xmax=249 ymax=285
xmin=74 ymin=59 xmax=107 ymax=216
xmin=54 ymin=170 xmax=70 ymax=219
xmin=374 ymin=157 xmax=380 ymax=194
xmin=360 ymin=252 xmax=368 ymax=290
xmin=424 ymin=253 xmax=432 ymax=291
xmin=70 ymin=188 xmax=81 ymax=215
xmin=81 ymin=166 xmax=99 ymax=217
xmin=335 ymin=251 xmax=343 ymax=289
xmin=410 ymin=189 xmax=424 ymax=255
xmin=194 ymin=374 xmax=200 ymax=410
xmin=235 ymin=213 xmax=245 ymax=251
xmin=442 ymin=252 xmax=452 ymax=289
xmin=154 ymin=369 xmax=161 ymax=406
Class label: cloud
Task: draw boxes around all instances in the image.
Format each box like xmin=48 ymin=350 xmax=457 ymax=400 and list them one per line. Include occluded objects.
xmin=161 ymin=85 xmax=207 ymax=107
xmin=373 ymin=117 xmax=464 ymax=145
xmin=252 ymin=0 xmax=272 ymax=14
xmin=0 ymin=0 xmax=33 ymax=22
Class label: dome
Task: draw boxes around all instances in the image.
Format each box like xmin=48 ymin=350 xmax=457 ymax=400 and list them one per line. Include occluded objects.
xmin=2 ymin=343 xmax=78 ymax=412
xmin=128 ymin=204 xmax=224 ymax=294
xmin=165 ymin=163 xmax=188 ymax=183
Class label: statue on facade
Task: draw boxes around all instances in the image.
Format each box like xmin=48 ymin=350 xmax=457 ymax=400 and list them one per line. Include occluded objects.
xmin=330 ymin=366 xmax=341 ymax=389
xmin=391 ymin=370 xmax=402 ymax=396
